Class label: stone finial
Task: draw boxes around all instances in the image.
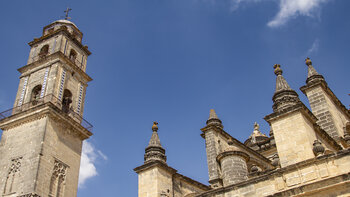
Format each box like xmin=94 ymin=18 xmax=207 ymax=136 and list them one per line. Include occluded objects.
xmin=144 ymin=122 xmax=166 ymax=163
xmin=272 ymin=64 xmax=300 ymax=112
xmin=305 ymin=57 xmax=312 ymax=66
xmin=152 ymin=121 xmax=158 ymax=132
xmin=249 ymin=122 xmax=267 ymax=144
xmin=304 ymin=57 xmax=324 ymax=84
xmin=273 ymin=64 xmax=291 ymax=93
xmin=312 ymin=140 xmax=325 ymax=156
xmin=254 ymin=122 xmax=259 ymax=131
xmin=206 ymin=109 xmax=223 ymax=129
xmin=274 ymin=64 xmax=283 ymax=76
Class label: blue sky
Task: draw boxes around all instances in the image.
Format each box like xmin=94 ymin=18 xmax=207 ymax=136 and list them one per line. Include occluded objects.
xmin=0 ymin=0 xmax=349 ymax=196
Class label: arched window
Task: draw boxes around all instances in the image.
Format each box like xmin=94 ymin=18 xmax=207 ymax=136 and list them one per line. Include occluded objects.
xmin=62 ymin=89 xmax=72 ymax=113
xmin=31 ymin=85 xmax=42 ymax=104
xmin=69 ymin=49 xmax=77 ymax=61
xmin=39 ymin=45 xmax=49 ymax=58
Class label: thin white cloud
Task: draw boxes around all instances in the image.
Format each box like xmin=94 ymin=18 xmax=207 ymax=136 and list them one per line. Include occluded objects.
xmin=97 ymin=150 xmax=108 ymax=161
xmin=79 ymin=141 xmax=107 ymax=188
xmin=201 ymin=0 xmax=328 ymax=27
xmin=307 ymin=39 xmax=320 ymax=55
xmin=268 ymin=0 xmax=328 ymax=27
xmin=230 ymin=0 xmax=244 ymax=11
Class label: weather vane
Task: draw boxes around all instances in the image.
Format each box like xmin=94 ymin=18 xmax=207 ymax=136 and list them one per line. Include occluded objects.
xmin=64 ymin=7 xmax=72 ymax=20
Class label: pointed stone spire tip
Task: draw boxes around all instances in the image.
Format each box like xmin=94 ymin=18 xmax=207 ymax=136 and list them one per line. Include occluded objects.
xmin=209 ymin=109 xmax=219 ymax=120
xmin=206 ymin=109 xmax=223 ymax=128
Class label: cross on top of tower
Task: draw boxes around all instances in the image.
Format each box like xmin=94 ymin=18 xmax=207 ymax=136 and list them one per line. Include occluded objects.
xmin=64 ymin=7 xmax=72 ymax=20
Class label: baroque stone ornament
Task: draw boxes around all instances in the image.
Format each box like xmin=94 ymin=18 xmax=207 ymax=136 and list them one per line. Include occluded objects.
xmin=313 ymin=140 xmax=325 ymax=156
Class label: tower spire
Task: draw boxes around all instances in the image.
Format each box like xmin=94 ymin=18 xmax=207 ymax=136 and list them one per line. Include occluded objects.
xmin=305 ymin=57 xmax=325 ymax=84
xmin=272 ymin=64 xmax=300 ymax=112
xmin=144 ymin=122 xmax=167 ymax=163
xmin=206 ymin=109 xmax=223 ymax=129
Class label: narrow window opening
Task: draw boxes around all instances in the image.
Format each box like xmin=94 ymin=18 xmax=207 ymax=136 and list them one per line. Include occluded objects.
xmin=69 ymin=49 xmax=77 ymax=61
xmin=62 ymin=89 xmax=72 ymax=113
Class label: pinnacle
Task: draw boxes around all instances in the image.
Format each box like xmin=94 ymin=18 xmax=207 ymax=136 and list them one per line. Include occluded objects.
xmin=147 ymin=122 xmax=162 ymax=148
xmin=272 ymin=64 xmax=300 ymax=112
xmin=208 ymin=109 xmax=219 ymax=120
xmin=206 ymin=109 xmax=223 ymax=129
xmin=274 ymin=64 xmax=292 ymax=93
xmin=304 ymin=57 xmax=324 ymax=84
xmin=305 ymin=57 xmax=319 ymax=77
xmin=144 ymin=122 xmax=166 ymax=163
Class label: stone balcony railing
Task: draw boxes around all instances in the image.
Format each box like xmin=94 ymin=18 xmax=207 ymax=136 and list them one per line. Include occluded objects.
xmin=0 ymin=94 xmax=93 ymax=132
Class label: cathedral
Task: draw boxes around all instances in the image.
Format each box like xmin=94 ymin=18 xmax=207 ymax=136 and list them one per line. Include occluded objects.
xmin=0 ymin=16 xmax=350 ymax=197
xmin=134 ymin=58 xmax=350 ymax=195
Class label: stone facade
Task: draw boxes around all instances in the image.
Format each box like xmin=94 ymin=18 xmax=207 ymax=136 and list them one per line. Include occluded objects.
xmin=0 ymin=20 xmax=92 ymax=197
xmin=135 ymin=59 xmax=350 ymax=196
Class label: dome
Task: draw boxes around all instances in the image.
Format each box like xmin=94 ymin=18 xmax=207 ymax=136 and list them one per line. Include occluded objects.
xmin=53 ymin=19 xmax=78 ymax=29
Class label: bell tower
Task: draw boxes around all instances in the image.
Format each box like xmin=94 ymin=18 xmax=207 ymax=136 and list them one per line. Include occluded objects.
xmin=0 ymin=18 xmax=93 ymax=197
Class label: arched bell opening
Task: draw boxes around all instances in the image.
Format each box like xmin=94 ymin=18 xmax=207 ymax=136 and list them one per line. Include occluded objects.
xmin=31 ymin=85 xmax=42 ymax=105
xmin=62 ymin=89 xmax=72 ymax=113
xmin=39 ymin=45 xmax=49 ymax=58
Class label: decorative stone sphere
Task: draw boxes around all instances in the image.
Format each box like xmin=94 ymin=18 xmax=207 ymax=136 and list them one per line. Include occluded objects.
xmin=271 ymin=154 xmax=280 ymax=167
xmin=313 ymin=140 xmax=325 ymax=156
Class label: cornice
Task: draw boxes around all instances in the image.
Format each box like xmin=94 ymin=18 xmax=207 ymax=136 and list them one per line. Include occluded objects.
xmin=264 ymin=102 xmax=341 ymax=151
xmin=217 ymin=150 xmax=250 ymax=162
xmin=28 ymin=28 xmax=91 ymax=56
xmin=43 ymin=21 xmax=83 ymax=37
xmin=264 ymin=102 xmax=317 ymax=123
xmin=196 ymin=149 xmax=350 ymax=196
xmin=18 ymin=51 xmax=92 ymax=83
xmin=134 ymin=160 xmax=176 ymax=174
xmin=134 ymin=160 xmax=210 ymax=191
xmin=0 ymin=103 xmax=92 ymax=140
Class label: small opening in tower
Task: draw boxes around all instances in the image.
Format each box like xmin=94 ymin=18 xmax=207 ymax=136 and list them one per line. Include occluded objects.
xmin=62 ymin=89 xmax=73 ymax=113
xmin=39 ymin=45 xmax=49 ymax=58
xmin=69 ymin=49 xmax=77 ymax=61
xmin=31 ymin=85 xmax=42 ymax=105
